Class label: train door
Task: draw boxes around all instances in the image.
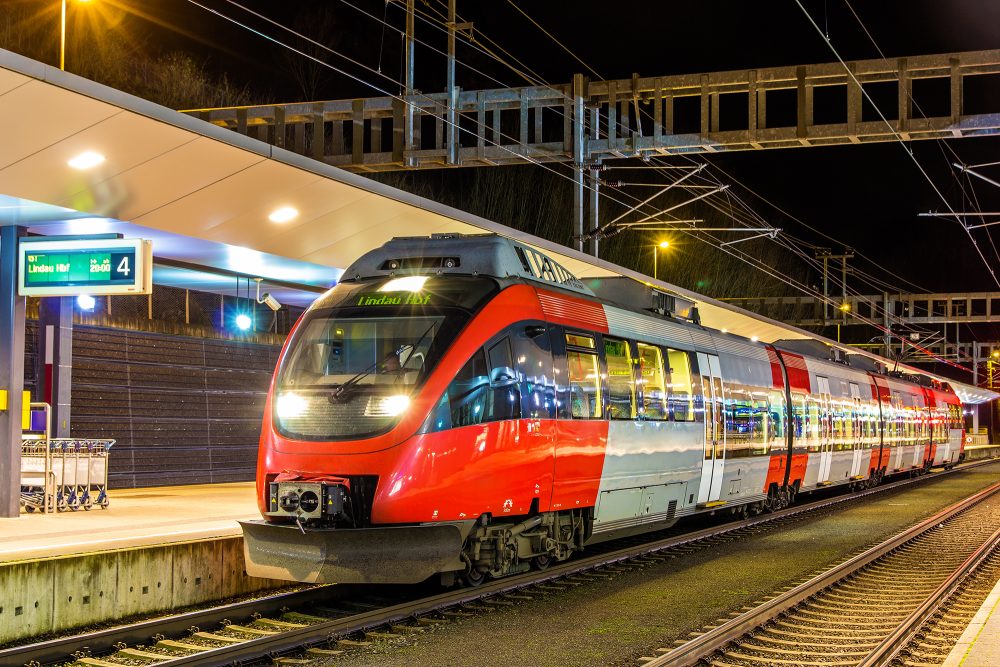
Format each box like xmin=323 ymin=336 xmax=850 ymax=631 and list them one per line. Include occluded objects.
xmin=849 ymin=382 xmax=864 ymax=477
xmin=816 ymin=376 xmax=833 ymax=483
xmin=696 ymin=353 xmax=725 ymax=505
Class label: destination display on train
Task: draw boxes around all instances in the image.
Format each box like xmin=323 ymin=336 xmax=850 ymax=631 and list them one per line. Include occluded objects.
xmin=18 ymin=238 xmax=153 ymax=297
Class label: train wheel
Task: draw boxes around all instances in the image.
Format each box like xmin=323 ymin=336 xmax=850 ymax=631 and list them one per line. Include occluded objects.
xmin=532 ymin=554 xmax=552 ymax=571
xmin=461 ymin=568 xmax=488 ymax=587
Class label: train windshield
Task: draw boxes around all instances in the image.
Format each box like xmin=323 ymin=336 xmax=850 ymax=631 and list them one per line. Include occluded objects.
xmin=273 ymin=275 xmax=498 ymax=440
xmin=280 ymin=315 xmax=445 ymax=390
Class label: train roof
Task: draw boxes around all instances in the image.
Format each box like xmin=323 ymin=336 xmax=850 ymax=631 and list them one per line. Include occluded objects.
xmin=342 ymin=234 xmax=594 ymax=296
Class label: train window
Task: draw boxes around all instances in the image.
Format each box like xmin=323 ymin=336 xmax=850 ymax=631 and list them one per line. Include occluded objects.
xmin=566 ymin=333 xmax=596 ymax=349
xmin=790 ymin=393 xmax=805 ymax=439
xmin=832 ymin=399 xmax=846 ymax=449
xmin=805 ymin=398 xmax=822 ymax=452
xmin=752 ymin=396 xmax=769 ymax=455
xmin=604 ymin=337 xmax=636 ymax=419
xmin=724 ymin=385 xmax=751 ymax=458
xmin=768 ymin=390 xmax=786 ymax=452
xmin=637 ymin=343 xmax=668 ymax=420
xmin=666 ymin=348 xmax=695 ymax=421
xmin=566 ymin=333 xmax=602 ymax=419
xmin=487 ymin=338 xmax=521 ymax=421
xmin=723 ymin=384 xmax=767 ymax=457
xmin=427 ymin=349 xmax=490 ymax=430
xmin=514 ymin=325 xmax=557 ymax=420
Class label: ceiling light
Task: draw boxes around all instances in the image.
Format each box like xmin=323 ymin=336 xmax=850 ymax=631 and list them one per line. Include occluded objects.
xmin=67 ymin=151 xmax=105 ymax=170
xmin=268 ymin=206 xmax=298 ymax=223
xmin=76 ymin=294 xmax=96 ymax=311
xmin=235 ymin=314 xmax=252 ymax=330
xmin=66 ymin=217 xmax=112 ymax=235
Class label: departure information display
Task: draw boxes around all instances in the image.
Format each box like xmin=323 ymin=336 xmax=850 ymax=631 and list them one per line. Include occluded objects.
xmin=18 ymin=238 xmax=153 ymax=296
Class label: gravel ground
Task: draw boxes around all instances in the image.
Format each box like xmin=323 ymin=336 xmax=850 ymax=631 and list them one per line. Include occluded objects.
xmin=333 ymin=463 xmax=1000 ymax=667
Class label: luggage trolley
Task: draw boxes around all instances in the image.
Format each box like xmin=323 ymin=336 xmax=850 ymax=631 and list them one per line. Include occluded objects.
xmin=20 ymin=402 xmax=54 ymax=513
xmin=20 ymin=403 xmax=114 ymax=513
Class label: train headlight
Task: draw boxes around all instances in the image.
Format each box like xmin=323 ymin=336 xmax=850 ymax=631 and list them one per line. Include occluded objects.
xmin=276 ymin=392 xmax=307 ymax=419
xmin=383 ymin=394 xmax=410 ymax=416
xmin=364 ymin=394 xmax=411 ymax=417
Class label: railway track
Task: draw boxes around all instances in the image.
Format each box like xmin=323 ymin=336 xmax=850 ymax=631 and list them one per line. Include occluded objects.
xmin=6 ymin=460 xmax=994 ymax=667
xmin=640 ymin=479 xmax=1000 ymax=667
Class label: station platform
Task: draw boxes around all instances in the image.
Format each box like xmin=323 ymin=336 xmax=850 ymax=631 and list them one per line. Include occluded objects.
xmin=964 ymin=444 xmax=1000 ymax=461
xmin=944 ymin=574 xmax=1000 ymax=667
xmin=0 ymin=482 xmax=256 ymax=562
xmin=0 ymin=482 xmax=285 ymax=645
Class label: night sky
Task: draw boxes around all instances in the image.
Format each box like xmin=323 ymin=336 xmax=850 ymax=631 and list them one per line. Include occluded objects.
xmin=11 ymin=1 xmax=1000 ymax=294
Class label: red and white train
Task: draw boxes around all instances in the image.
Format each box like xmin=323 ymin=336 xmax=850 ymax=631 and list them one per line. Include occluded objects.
xmin=241 ymin=234 xmax=965 ymax=586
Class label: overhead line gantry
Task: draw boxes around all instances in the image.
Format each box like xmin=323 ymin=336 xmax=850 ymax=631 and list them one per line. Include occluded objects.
xmin=184 ymin=48 xmax=1000 ymax=254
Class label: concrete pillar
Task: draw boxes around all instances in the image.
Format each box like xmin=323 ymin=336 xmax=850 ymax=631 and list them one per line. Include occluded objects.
xmin=37 ymin=297 xmax=73 ymax=438
xmin=0 ymin=226 xmax=26 ymax=518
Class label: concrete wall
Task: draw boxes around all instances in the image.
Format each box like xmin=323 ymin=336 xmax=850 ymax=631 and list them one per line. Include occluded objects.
xmin=0 ymin=537 xmax=284 ymax=644
xmin=964 ymin=445 xmax=1000 ymax=462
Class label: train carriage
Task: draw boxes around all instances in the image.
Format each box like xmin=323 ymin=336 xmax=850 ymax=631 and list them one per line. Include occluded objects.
xmin=242 ymin=234 xmax=970 ymax=587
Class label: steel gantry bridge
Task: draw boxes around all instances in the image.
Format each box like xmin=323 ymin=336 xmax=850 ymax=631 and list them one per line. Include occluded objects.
xmin=184 ymin=48 xmax=1000 ymax=254
xmin=182 ymin=45 xmax=1000 ymax=375
xmin=725 ymin=291 xmax=1000 ymax=376
xmin=725 ymin=291 xmax=1000 ymax=328
xmin=184 ymin=49 xmax=1000 ymax=170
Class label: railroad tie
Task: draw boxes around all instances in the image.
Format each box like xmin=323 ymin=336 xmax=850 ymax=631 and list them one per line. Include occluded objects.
xmin=306 ymin=647 xmax=346 ymax=656
xmin=389 ymin=624 xmax=426 ymax=634
xmin=223 ymin=624 xmax=279 ymax=635
xmin=192 ymin=631 xmax=245 ymax=643
xmin=336 ymin=639 xmax=373 ymax=647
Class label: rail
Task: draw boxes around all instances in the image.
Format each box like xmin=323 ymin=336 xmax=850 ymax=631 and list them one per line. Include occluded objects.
xmin=644 ymin=480 xmax=1000 ymax=667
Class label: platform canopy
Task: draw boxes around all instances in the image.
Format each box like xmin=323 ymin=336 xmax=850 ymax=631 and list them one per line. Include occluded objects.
xmin=0 ymin=49 xmax=995 ymax=404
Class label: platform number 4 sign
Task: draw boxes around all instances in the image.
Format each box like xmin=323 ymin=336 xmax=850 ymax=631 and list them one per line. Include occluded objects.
xmin=111 ymin=252 xmax=132 ymax=279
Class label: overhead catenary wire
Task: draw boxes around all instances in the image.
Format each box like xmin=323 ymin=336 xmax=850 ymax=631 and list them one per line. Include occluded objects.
xmin=503 ymin=0 xmax=604 ymax=80
xmin=384 ymin=0 xmax=994 ymax=323
xmin=841 ymin=0 xmax=1000 ymax=279
xmin=187 ymin=0 xmax=686 ymax=231
xmin=193 ymin=0 xmax=973 ymax=371
xmin=795 ymin=0 xmax=1000 ymax=290
xmin=650 ymin=156 xmax=950 ymax=348
xmin=334 ymin=0 xmax=679 ymax=220
xmin=475 ymin=2 xmax=977 ymax=368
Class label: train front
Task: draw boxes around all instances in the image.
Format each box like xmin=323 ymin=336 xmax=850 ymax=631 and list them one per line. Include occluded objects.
xmin=241 ymin=263 xmax=500 ymax=585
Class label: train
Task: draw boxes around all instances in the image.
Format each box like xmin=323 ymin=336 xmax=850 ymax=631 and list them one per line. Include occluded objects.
xmin=240 ymin=234 xmax=965 ymax=586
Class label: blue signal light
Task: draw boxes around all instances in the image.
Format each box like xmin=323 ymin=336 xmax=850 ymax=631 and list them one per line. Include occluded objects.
xmin=235 ymin=314 xmax=252 ymax=331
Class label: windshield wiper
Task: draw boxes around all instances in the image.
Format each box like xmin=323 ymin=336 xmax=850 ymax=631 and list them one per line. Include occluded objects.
xmin=328 ymin=352 xmax=396 ymax=403
xmin=329 ymin=322 xmax=437 ymax=402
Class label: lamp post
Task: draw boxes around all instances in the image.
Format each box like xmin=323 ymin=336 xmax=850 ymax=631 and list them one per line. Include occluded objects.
xmin=60 ymin=0 xmax=91 ymax=71
xmin=653 ymin=241 xmax=669 ymax=280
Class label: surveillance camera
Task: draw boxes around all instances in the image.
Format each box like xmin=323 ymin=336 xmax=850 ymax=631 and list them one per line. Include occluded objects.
xmin=260 ymin=292 xmax=282 ymax=312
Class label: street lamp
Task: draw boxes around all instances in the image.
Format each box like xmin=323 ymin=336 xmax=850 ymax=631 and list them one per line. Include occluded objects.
xmin=60 ymin=0 xmax=92 ymax=71
xmin=653 ymin=241 xmax=669 ymax=280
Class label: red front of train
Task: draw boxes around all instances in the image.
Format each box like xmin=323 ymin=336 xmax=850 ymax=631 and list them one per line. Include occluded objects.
xmin=243 ymin=254 xmax=604 ymax=584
